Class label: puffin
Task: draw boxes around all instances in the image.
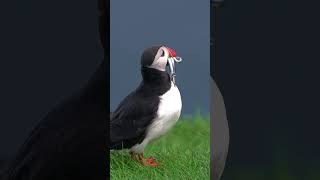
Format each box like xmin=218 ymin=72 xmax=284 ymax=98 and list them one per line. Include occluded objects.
xmin=110 ymin=45 xmax=183 ymax=166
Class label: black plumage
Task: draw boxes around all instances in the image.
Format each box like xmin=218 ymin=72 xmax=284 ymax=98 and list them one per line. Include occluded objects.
xmin=110 ymin=67 xmax=171 ymax=150
xmin=140 ymin=46 xmax=162 ymax=66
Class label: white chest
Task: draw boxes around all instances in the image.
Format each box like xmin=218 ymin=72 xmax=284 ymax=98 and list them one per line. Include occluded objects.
xmin=145 ymin=82 xmax=182 ymax=142
xmin=130 ymin=83 xmax=182 ymax=153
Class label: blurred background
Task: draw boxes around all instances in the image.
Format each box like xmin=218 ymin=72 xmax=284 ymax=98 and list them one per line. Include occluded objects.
xmin=212 ymin=0 xmax=320 ymax=179
xmin=110 ymin=0 xmax=210 ymax=116
xmin=0 ymin=0 xmax=102 ymax=165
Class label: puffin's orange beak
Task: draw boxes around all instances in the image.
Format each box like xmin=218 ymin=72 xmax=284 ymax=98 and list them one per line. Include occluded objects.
xmin=165 ymin=47 xmax=177 ymax=57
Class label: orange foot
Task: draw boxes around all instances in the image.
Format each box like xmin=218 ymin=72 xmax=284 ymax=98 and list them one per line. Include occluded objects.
xmin=130 ymin=151 xmax=160 ymax=167
xmin=146 ymin=157 xmax=159 ymax=167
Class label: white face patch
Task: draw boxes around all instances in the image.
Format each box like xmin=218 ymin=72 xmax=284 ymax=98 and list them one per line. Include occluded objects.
xmin=147 ymin=47 xmax=169 ymax=71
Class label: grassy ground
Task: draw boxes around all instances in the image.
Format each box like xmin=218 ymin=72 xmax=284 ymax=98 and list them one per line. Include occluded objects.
xmin=110 ymin=115 xmax=210 ymax=180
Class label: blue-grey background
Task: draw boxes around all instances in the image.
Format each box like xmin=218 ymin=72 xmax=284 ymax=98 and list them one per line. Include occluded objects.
xmin=110 ymin=0 xmax=210 ymax=115
xmin=0 ymin=0 xmax=101 ymax=158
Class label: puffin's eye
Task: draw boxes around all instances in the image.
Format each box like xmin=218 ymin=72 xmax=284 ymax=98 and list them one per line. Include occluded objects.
xmin=161 ymin=50 xmax=165 ymax=57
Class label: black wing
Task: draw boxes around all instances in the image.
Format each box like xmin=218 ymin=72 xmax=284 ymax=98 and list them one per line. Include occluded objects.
xmin=110 ymin=86 xmax=159 ymax=150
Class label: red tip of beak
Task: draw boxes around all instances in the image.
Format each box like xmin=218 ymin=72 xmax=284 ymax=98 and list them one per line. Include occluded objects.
xmin=166 ymin=47 xmax=177 ymax=57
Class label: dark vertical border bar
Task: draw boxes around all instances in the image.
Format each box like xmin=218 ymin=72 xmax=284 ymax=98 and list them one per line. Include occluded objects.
xmin=210 ymin=1 xmax=215 ymax=179
xmin=0 ymin=0 xmax=110 ymax=179
xmin=211 ymin=0 xmax=224 ymax=85
xmin=99 ymin=0 xmax=110 ymax=178
xmin=99 ymin=0 xmax=107 ymax=56
xmin=211 ymin=1 xmax=229 ymax=180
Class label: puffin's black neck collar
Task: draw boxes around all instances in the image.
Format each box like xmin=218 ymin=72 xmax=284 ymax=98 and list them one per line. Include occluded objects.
xmin=141 ymin=67 xmax=170 ymax=85
xmin=139 ymin=67 xmax=171 ymax=95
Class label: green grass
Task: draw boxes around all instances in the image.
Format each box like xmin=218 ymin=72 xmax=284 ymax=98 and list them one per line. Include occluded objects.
xmin=110 ymin=115 xmax=210 ymax=180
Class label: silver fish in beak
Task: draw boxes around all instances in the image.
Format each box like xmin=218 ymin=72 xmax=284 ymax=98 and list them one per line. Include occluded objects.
xmin=165 ymin=46 xmax=182 ymax=86
xmin=168 ymin=56 xmax=182 ymax=86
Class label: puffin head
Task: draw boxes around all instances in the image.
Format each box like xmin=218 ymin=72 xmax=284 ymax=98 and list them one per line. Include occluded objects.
xmin=141 ymin=45 xmax=182 ymax=84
